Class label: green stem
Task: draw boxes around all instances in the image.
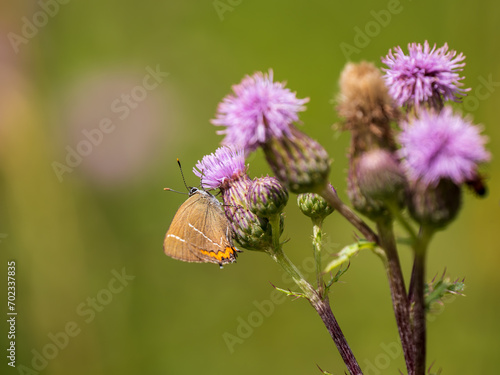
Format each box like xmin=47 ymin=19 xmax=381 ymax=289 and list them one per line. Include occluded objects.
xmin=267 ymin=246 xmax=317 ymax=301
xmin=312 ymin=218 xmax=325 ymax=297
xmin=268 ymin=213 xmax=315 ymax=298
xmin=269 ymin=213 xmax=282 ymax=250
xmin=387 ymin=201 xmax=418 ymax=243
xmin=376 ymin=218 xmax=414 ymax=375
xmin=409 ymin=227 xmax=433 ymax=375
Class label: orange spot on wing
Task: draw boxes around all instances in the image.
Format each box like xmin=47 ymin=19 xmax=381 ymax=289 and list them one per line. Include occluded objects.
xmin=200 ymin=247 xmax=237 ymax=261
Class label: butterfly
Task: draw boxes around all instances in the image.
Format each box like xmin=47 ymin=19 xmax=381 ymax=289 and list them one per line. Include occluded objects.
xmin=163 ymin=160 xmax=239 ymax=266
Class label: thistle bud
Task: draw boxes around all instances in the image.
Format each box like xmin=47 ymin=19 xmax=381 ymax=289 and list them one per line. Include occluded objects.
xmin=247 ymin=176 xmax=289 ymax=218
xmin=262 ymin=125 xmax=331 ymax=194
xmin=297 ymin=186 xmax=335 ymax=220
xmin=408 ymin=178 xmax=462 ymax=230
xmin=347 ymin=161 xmax=387 ymax=219
xmin=356 ymin=149 xmax=407 ymax=206
xmin=222 ymin=177 xmax=273 ymax=251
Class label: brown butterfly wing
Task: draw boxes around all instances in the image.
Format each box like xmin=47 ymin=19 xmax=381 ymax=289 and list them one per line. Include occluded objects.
xmin=164 ymin=191 xmax=238 ymax=265
xmin=187 ymin=193 xmax=238 ymax=264
xmin=164 ymin=194 xmax=205 ymax=262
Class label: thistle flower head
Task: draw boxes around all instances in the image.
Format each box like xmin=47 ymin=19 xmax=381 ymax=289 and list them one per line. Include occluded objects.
xmin=338 ymin=61 xmax=396 ymax=122
xmin=212 ymin=70 xmax=309 ymax=153
xmin=382 ymin=41 xmax=469 ymax=110
xmin=337 ymin=62 xmax=399 ymax=155
xmin=193 ymin=146 xmax=246 ymax=190
xmin=398 ymin=107 xmax=490 ymax=187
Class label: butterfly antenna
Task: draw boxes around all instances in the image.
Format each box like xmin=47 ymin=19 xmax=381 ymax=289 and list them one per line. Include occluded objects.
xmin=176 ymin=158 xmax=190 ymax=190
xmin=163 ymin=158 xmax=190 ymax=194
xmin=163 ymin=187 xmax=188 ymax=195
xmin=199 ymin=169 xmax=208 ymax=191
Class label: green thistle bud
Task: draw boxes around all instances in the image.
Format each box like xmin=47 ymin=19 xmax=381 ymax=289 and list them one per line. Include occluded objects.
xmin=247 ymin=176 xmax=289 ymax=218
xmin=297 ymin=185 xmax=335 ymax=220
xmin=408 ymin=178 xmax=462 ymax=230
xmin=262 ymin=125 xmax=331 ymax=194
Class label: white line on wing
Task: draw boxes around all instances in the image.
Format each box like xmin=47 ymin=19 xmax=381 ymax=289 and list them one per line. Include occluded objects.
xmin=188 ymin=223 xmax=222 ymax=248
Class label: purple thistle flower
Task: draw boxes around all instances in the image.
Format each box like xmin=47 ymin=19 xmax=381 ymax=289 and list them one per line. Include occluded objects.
xmin=193 ymin=146 xmax=246 ymax=190
xmin=398 ymin=107 xmax=490 ymax=187
xmin=382 ymin=41 xmax=470 ymax=109
xmin=212 ymin=70 xmax=309 ymax=153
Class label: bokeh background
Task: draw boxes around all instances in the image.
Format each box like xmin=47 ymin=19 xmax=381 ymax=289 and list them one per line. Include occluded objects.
xmin=1 ymin=1 xmax=499 ymax=374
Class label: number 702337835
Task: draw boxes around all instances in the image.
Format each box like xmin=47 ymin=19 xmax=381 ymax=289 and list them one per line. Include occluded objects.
xmin=7 ymin=261 xmax=16 ymax=312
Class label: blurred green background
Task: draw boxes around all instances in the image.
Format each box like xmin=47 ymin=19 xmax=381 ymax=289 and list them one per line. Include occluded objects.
xmin=1 ymin=1 xmax=499 ymax=374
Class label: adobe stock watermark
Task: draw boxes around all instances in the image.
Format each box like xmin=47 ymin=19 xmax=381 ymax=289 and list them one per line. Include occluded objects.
xmin=340 ymin=0 xmax=411 ymax=61
xmin=222 ymin=242 xmax=339 ymax=354
xmin=213 ymin=0 xmax=243 ymax=21
xmin=51 ymin=65 xmax=169 ymax=183
xmin=362 ymin=293 xmax=458 ymax=374
xmin=8 ymin=0 xmax=72 ymax=54
xmin=463 ymin=74 xmax=500 ymax=112
xmin=15 ymin=268 xmax=135 ymax=375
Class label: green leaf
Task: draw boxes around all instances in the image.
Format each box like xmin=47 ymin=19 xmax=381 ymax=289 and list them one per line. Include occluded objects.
xmin=323 ymin=240 xmax=377 ymax=274
xmin=269 ymin=283 xmax=307 ymax=300
xmin=425 ymin=274 xmax=465 ymax=312
xmin=325 ymin=263 xmax=350 ymax=290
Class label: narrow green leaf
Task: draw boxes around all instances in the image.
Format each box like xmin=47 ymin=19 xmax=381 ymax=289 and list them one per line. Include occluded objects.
xmin=323 ymin=240 xmax=377 ymax=274
xmin=270 ymin=283 xmax=307 ymax=299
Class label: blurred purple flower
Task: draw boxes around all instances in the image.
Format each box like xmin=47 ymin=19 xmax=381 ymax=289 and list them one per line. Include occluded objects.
xmin=398 ymin=107 xmax=490 ymax=186
xmin=193 ymin=146 xmax=246 ymax=189
xmin=382 ymin=41 xmax=469 ymax=109
xmin=212 ymin=70 xmax=309 ymax=152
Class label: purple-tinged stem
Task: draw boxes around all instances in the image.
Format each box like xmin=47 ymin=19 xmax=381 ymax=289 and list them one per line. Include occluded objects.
xmin=320 ymin=184 xmax=379 ymax=245
xmin=311 ymin=294 xmax=363 ymax=375
xmin=268 ymin=246 xmax=363 ymax=375
xmin=409 ymin=227 xmax=433 ymax=375
xmin=376 ymin=218 xmax=414 ymax=375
